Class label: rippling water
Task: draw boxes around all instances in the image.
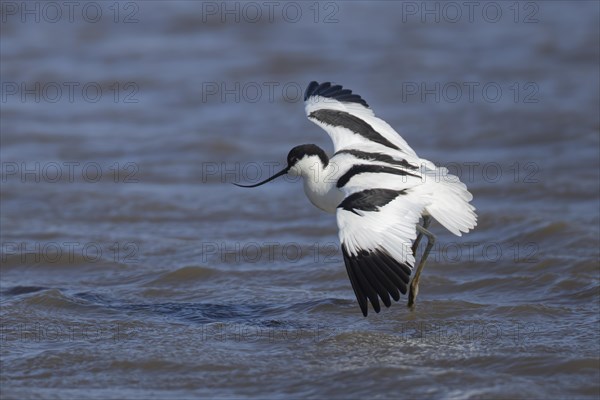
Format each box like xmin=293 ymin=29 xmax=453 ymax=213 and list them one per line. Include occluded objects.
xmin=1 ymin=2 xmax=599 ymax=399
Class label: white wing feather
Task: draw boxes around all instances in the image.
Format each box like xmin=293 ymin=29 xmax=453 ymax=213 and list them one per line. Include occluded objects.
xmin=336 ymin=191 xmax=424 ymax=267
xmin=304 ymin=80 xmax=477 ymax=236
xmin=304 ymin=84 xmax=417 ymax=155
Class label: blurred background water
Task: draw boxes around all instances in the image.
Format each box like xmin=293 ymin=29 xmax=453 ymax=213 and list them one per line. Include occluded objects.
xmin=1 ymin=1 xmax=599 ymax=399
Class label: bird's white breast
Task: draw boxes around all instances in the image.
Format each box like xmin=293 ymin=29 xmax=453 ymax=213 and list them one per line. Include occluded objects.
xmin=302 ymin=172 xmax=344 ymax=214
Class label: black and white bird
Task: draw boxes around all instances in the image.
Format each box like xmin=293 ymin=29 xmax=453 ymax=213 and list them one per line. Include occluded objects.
xmin=235 ymin=81 xmax=477 ymax=316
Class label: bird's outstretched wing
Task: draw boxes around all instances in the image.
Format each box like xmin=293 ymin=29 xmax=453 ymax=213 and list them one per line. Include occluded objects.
xmin=336 ymin=186 xmax=425 ymax=316
xmin=304 ymin=81 xmax=417 ymax=155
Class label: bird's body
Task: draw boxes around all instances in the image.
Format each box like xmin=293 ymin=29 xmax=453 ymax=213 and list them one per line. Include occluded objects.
xmin=235 ymin=81 xmax=477 ymax=316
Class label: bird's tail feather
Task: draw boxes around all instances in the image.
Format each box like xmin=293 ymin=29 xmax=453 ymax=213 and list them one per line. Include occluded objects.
xmin=420 ymin=168 xmax=477 ymax=236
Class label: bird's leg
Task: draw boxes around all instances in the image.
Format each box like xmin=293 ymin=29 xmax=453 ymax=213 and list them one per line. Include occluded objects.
xmin=408 ymin=223 xmax=436 ymax=308
xmin=411 ymin=216 xmax=432 ymax=256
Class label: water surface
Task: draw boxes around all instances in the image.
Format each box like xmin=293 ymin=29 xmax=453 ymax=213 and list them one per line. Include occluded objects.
xmin=1 ymin=2 xmax=599 ymax=399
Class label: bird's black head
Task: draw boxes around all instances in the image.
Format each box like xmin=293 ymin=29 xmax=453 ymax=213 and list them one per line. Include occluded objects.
xmin=233 ymin=144 xmax=328 ymax=188
xmin=286 ymin=144 xmax=329 ymax=168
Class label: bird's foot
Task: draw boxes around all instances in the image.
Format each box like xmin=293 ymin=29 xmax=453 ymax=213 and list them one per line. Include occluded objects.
xmin=407 ymin=280 xmax=419 ymax=308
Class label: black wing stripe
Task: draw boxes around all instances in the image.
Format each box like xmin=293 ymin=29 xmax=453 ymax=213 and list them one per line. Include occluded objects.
xmin=385 ymin=267 xmax=408 ymax=294
xmin=338 ymin=188 xmax=407 ymax=215
xmin=350 ymin=256 xmax=381 ymax=313
xmin=376 ymin=259 xmax=408 ymax=297
xmin=379 ymin=252 xmax=411 ymax=295
xmin=320 ymin=85 xmax=342 ymax=97
xmin=334 ymin=89 xmax=352 ymax=97
xmin=335 ymin=149 xmax=420 ymax=170
xmin=371 ymin=249 xmax=410 ymax=294
xmin=365 ymin=255 xmax=400 ymax=302
xmin=337 ymin=164 xmax=420 ymax=188
xmin=314 ymin=82 xmax=331 ymax=95
xmin=309 ymin=109 xmax=396 ymax=150
xmin=342 ymin=249 xmax=368 ymax=316
xmin=336 ymin=94 xmax=360 ymax=102
xmin=304 ymin=81 xmax=369 ymax=108
xmin=390 ymin=254 xmax=412 ymax=277
xmin=342 ymin=245 xmax=414 ymax=315
xmin=376 ymin=250 xmax=410 ymax=284
xmin=359 ymin=256 xmax=392 ymax=308
xmin=381 ymin=251 xmax=411 ymax=283
xmin=304 ymin=81 xmax=319 ymax=99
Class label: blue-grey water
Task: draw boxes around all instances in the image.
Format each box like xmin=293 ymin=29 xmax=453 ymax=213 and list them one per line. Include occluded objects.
xmin=1 ymin=2 xmax=599 ymax=399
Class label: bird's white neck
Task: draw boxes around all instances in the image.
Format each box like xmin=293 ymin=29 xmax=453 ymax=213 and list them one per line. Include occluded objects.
xmin=291 ymin=157 xmax=343 ymax=214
